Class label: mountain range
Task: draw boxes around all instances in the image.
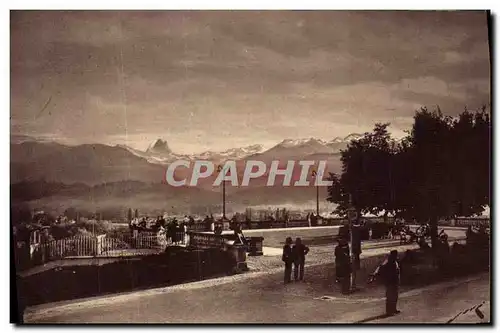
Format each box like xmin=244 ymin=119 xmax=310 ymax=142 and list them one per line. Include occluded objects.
xmin=120 ymin=134 xmax=362 ymax=164
xmin=118 ymin=139 xmax=266 ymax=164
xmin=10 ymin=134 xmax=363 ymax=215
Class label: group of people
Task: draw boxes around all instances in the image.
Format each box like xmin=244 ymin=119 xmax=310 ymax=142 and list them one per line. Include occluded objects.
xmin=282 ymin=234 xmax=402 ymax=317
xmin=158 ymin=219 xmax=188 ymax=245
xmin=282 ymin=237 xmax=310 ymax=283
xmin=335 ymin=235 xmax=401 ymax=316
xmin=202 ymin=214 xmax=218 ymax=232
xmin=305 ymin=213 xmax=321 ymax=227
xmin=129 ymin=216 xmax=188 ymax=245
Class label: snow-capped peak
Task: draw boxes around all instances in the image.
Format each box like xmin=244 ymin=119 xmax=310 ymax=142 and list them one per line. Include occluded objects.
xmin=200 ymin=144 xmax=265 ymax=160
xmin=219 ymin=144 xmax=264 ymax=156
xmin=329 ymin=137 xmax=344 ymax=144
xmin=147 ymin=139 xmax=171 ymax=155
xmin=124 ymin=134 xmax=365 ymax=165
xmin=125 ymin=140 xmax=266 ymax=164
xmin=278 ymin=138 xmax=327 ymax=147
xmin=343 ymin=133 xmax=364 ymax=142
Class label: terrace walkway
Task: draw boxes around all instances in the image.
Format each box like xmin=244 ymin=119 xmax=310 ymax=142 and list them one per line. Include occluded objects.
xmin=19 ymin=226 xmax=466 ymax=278
xmin=24 ymin=234 xmax=477 ymax=324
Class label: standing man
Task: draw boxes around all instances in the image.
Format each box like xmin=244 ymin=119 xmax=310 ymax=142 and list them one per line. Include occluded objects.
xmin=310 ymin=214 xmax=317 ymax=227
xmin=234 ymin=222 xmax=246 ymax=246
xmin=173 ymin=219 xmax=181 ymax=244
xmin=292 ymin=237 xmax=310 ymax=282
xmin=183 ymin=215 xmax=189 ymax=225
xmin=282 ymin=237 xmax=294 ymax=284
xmin=203 ymin=215 xmax=211 ymax=231
xmin=166 ymin=219 xmax=173 ymax=245
xmin=182 ymin=219 xmax=188 ymax=244
xmin=210 ymin=214 xmax=215 ymax=232
xmin=369 ymin=250 xmax=401 ymax=316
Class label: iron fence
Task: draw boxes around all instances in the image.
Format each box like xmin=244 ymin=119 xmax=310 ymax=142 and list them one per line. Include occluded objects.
xmin=15 ymin=231 xmax=188 ymax=270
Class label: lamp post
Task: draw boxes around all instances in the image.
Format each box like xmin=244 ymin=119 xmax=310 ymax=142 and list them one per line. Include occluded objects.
xmin=93 ymin=212 xmax=97 ymax=235
xmin=312 ymin=169 xmax=319 ymax=216
xmin=347 ymin=194 xmax=360 ymax=291
xmin=217 ymin=165 xmax=226 ymax=220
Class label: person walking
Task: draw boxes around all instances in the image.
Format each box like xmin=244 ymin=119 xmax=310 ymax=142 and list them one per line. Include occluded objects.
xmin=166 ymin=220 xmax=173 ymax=245
xmin=172 ymin=219 xmax=181 ymax=245
xmin=182 ymin=220 xmax=188 ymax=244
xmin=292 ymin=237 xmax=310 ymax=282
xmin=282 ymin=237 xmax=294 ymax=284
xmin=369 ymin=250 xmax=401 ymax=316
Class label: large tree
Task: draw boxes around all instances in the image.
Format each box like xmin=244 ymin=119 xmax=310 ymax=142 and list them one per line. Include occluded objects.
xmin=328 ymin=106 xmax=491 ymax=249
xmin=400 ymin=108 xmax=455 ymax=247
xmin=448 ymin=107 xmax=490 ymax=217
xmin=400 ymin=107 xmax=490 ymax=248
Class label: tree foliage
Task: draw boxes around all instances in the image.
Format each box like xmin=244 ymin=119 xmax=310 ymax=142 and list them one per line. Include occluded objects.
xmin=328 ymin=123 xmax=398 ymax=219
xmin=328 ymin=106 xmax=491 ymax=246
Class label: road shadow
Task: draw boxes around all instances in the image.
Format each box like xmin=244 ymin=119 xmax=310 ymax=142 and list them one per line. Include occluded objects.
xmin=355 ymin=313 xmax=394 ymax=323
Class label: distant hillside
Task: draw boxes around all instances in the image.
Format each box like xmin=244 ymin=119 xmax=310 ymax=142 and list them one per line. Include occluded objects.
xmin=11 ymin=180 xmax=222 ymax=216
xmin=11 ymin=142 xmax=166 ymax=185
xmin=10 ymin=134 xmax=364 ymax=213
xmin=11 ymin=179 xmax=332 ymax=216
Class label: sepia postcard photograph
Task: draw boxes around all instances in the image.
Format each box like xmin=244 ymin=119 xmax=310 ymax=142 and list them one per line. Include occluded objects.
xmin=9 ymin=9 xmax=491 ymax=324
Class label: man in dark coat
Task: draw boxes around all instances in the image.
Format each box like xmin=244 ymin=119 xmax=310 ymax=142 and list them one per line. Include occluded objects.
xmin=282 ymin=237 xmax=294 ymax=284
xmin=203 ymin=215 xmax=211 ymax=231
xmin=233 ymin=222 xmax=246 ymax=245
xmin=139 ymin=217 xmax=147 ymax=230
xmin=335 ymin=237 xmax=351 ymax=294
xmin=292 ymin=237 xmax=310 ymax=281
xmin=172 ymin=219 xmax=180 ymax=244
xmin=369 ymin=250 xmax=401 ymax=316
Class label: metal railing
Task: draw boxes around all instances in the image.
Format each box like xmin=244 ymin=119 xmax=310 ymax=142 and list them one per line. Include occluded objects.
xmin=15 ymin=231 xmax=188 ymax=270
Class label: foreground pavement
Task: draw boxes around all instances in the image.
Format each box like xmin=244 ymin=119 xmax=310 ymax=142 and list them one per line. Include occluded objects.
xmin=360 ymin=274 xmax=490 ymax=324
xmin=25 ymin=237 xmax=486 ymax=324
xmin=25 ymin=268 xmax=489 ymax=324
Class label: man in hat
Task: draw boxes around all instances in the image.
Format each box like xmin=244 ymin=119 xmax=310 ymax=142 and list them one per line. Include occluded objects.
xmin=282 ymin=237 xmax=294 ymax=284
xmin=292 ymin=237 xmax=310 ymax=282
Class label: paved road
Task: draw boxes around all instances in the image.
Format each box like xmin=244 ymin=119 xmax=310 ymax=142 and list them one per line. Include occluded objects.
xmin=363 ymin=273 xmax=490 ymax=323
xmin=25 ymin=239 xmax=485 ymax=324
xmin=111 ymin=224 xmax=466 ymax=248
xmin=25 ymin=269 xmax=489 ymax=324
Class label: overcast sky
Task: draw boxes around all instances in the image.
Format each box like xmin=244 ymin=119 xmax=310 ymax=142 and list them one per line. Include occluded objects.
xmin=11 ymin=11 xmax=490 ymax=153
